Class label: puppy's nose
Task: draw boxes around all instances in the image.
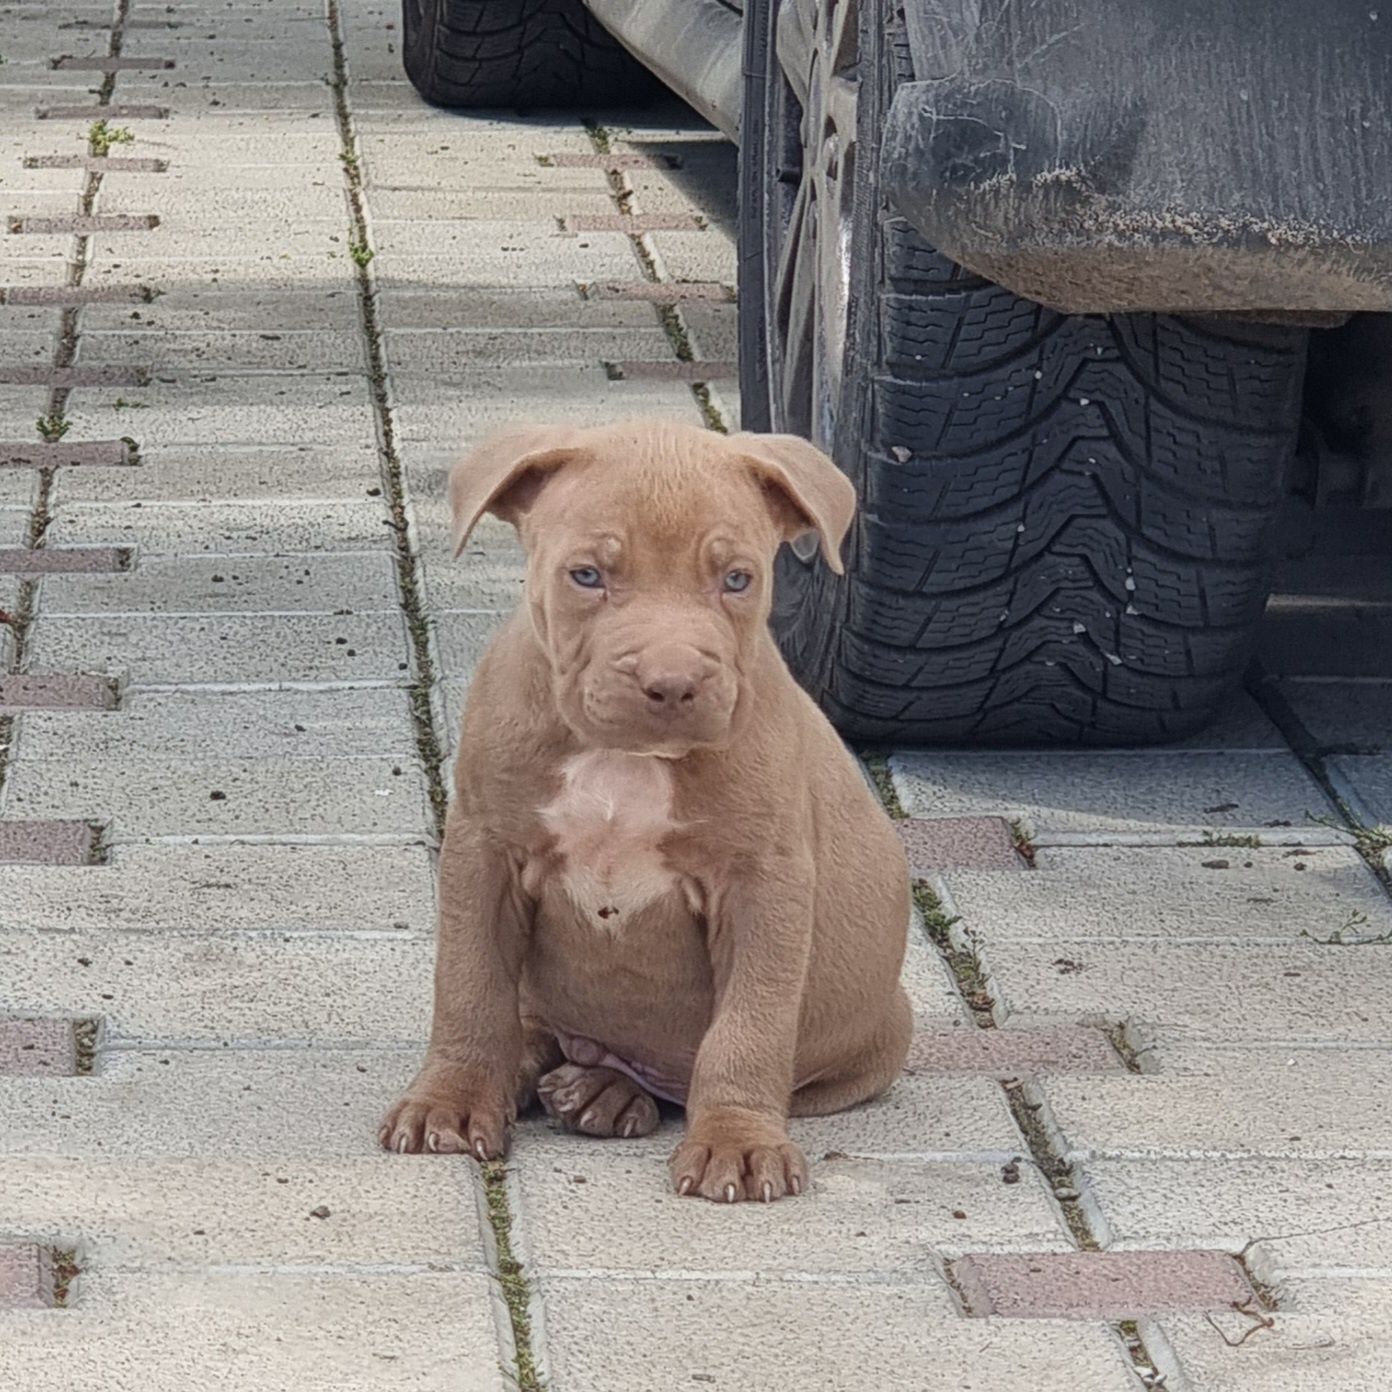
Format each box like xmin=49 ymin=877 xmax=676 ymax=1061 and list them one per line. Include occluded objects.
xmin=642 ymin=671 xmax=698 ymax=706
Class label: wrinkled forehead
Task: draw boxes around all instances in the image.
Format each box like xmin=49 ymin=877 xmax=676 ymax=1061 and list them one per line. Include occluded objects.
xmin=525 ymin=452 xmax=777 ymax=562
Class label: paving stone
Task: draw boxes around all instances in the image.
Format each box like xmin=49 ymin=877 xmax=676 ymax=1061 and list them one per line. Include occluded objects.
xmin=985 ymin=940 xmax=1392 ymax=1042
xmin=1329 ymin=754 xmax=1392 ymax=828
xmin=646 ymin=227 xmax=741 ymax=283
xmin=512 ymin=1126 xmax=1070 ymax=1276
xmin=0 ymin=842 xmax=435 ymax=934
xmin=431 ymin=610 xmax=506 ymax=682
xmin=0 ymin=1270 xmax=506 ymax=1392
xmin=897 ymin=816 xmax=1023 ymax=873
xmin=944 ymin=846 xmax=1391 ymax=943
xmin=0 ymin=507 xmax=31 ymax=544
xmin=0 ymin=471 xmax=37 ymax=507
xmin=419 ymin=553 xmax=524 ymax=613
xmin=371 ymin=232 xmax=639 ymax=290
xmin=0 ymin=674 xmax=117 ymax=709
xmin=62 ymin=373 xmax=375 ymax=447
xmin=904 ymin=1025 xmax=1124 ymax=1077
xmin=0 ymin=1017 xmax=76 ymax=1075
xmin=25 ymin=611 xmax=411 ymax=684
xmin=1083 ymin=1157 xmax=1392 ymax=1276
xmin=0 ymin=1244 xmax=52 ymax=1309
xmin=951 ymin=1249 xmax=1253 ymax=1319
xmin=79 ymin=328 xmax=367 ymax=373
xmin=537 ymin=1276 xmax=1138 ymax=1392
xmin=0 ymin=819 xmax=98 ymax=865
xmin=0 ymin=936 xmax=432 ymax=1043
xmin=0 ymin=1156 xmax=484 ymax=1269
xmin=1 ymin=755 xmax=432 ymax=840
xmin=891 ymin=751 xmax=1337 ymax=838
xmin=80 ymin=287 xmax=361 ymax=334
xmin=35 ymin=551 xmax=400 ymax=614
xmin=49 ymin=443 xmax=380 ymax=503
xmin=16 ymin=686 xmax=416 ymax=761
xmin=375 ymin=285 xmax=655 ymax=332
xmin=1278 ymin=678 xmax=1392 ymax=750
xmin=382 ymin=325 xmax=672 ymax=372
xmin=1048 ymin=1047 xmax=1392 ymax=1160
xmin=1158 ymin=1278 xmax=1392 ymax=1391
xmin=41 ymin=496 xmax=393 ymax=557
xmin=1 ymin=438 xmax=132 ymax=469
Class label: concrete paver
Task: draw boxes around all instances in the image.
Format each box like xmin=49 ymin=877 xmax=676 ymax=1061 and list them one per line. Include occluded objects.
xmin=4 ymin=1 xmax=1391 ymax=1386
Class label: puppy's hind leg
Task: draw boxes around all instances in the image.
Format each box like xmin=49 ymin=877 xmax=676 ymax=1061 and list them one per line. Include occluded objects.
xmin=537 ymin=1062 xmax=660 ymax=1139
xmin=790 ymin=987 xmax=913 ymax=1118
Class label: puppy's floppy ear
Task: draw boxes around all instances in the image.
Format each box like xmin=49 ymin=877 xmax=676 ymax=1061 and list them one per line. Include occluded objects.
xmin=448 ymin=424 xmax=578 ymax=556
xmin=734 ymin=431 xmax=857 ymax=575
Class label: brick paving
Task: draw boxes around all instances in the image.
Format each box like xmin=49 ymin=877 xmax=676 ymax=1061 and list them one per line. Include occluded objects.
xmin=0 ymin=1 xmax=1388 ymax=1388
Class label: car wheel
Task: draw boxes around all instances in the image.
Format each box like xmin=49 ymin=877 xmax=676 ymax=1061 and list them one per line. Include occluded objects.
xmin=737 ymin=0 xmax=1310 ymax=744
xmin=401 ymin=0 xmax=657 ymax=109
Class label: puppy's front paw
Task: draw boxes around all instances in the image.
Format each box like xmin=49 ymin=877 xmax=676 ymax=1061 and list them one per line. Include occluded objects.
xmin=669 ymin=1125 xmax=808 ymax=1204
xmin=537 ymin=1063 xmax=660 ymax=1138
xmin=379 ymin=1060 xmax=512 ymax=1160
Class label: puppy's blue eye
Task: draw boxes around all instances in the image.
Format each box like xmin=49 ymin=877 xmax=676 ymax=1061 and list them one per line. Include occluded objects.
xmin=569 ymin=566 xmax=603 ymax=589
xmin=723 ymin=570 xmax=752 ymax=593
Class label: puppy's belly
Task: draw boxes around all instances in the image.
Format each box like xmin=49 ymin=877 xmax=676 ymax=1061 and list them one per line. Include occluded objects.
xmin=526 ymin=890 xmax=714 ymax=1106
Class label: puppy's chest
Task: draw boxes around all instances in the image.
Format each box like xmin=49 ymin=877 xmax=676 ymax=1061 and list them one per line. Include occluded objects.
xmin=533 ymin=751 xmax=692 ymax=927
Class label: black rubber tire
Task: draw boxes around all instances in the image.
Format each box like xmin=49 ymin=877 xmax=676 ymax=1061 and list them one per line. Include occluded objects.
xmin=401 ymin=0 xmax=658 ymax=109
xmin=738 ymin=0 xmax=1310 ymax=745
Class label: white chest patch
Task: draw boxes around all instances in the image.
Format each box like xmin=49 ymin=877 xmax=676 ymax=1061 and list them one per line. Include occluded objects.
xmin=539 ymin=751 xmax=680 ymax=928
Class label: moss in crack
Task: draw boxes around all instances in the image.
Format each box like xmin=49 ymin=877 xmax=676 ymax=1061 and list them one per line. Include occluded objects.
xmin=1001 ymin=1082 xmax=1097 ymax=1249
xmin=482 ymin=1162 xmax=543 ymax=1392
xmin=1008 ymin=818 xmax=1037 ymax=867
xmin=72 ymin=1017 xmax=99 ymax=1074
xmin=36 ymin=413 xmax=70 ymax=443
xmin=1103 ymin=1022 xmax=1145 ymax=1074
xmin=1115 ymin=1318 xmax=1168 ymax=1388
xmin=86 ymin=119 xmax=133 ymax=156
xmin=861 ymin=751 xmax=907 ymax=819
xmin=50 ymin=1248 xmax=81 ymax=1306
xmin=913 ymin=882 xmax=996 ymax=1024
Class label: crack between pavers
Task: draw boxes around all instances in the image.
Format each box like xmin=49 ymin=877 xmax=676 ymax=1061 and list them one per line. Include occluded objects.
xmin=1 ymin=1 xmax=135 ymax=805
xmin=323 ymin=10 xmax=541 ymax=1391
xmin=867 ymin=787 xmax=1171 ymax=1382
xmin=581 ymin=119 xmax=728 ymax=435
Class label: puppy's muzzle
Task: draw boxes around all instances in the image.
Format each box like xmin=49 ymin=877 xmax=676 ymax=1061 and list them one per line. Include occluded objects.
xmin=591 ymin=641 xmax=736 ymax=746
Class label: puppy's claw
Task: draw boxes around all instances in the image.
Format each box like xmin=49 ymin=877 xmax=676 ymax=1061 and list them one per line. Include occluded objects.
xmin=474 ymin=1138 xmax=490 ymax=1162
xmin=623 ymin=1116 xmax=638 ymax=1138
xmin=678 ymin=1176 xmax=693 ymax=1196
xmin=395 ymin=1133 xmax=409 ymax=1154
xmin=579 ymin=1109 xmax=595 ymax=1131
xmin=761 ymin=1181 xmax=773 ymax=1204
xmin=426 ymin=1131 xmax=439 ymax=1153
xmin=724 ymin=1183 xmax=737 ymax=1204
xmin=789 ymin=1174 xmax=802 ymax=1196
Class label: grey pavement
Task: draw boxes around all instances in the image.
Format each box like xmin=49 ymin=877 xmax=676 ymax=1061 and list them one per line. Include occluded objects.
xmin=1 ymin=1 xmax=1390 ymax=1388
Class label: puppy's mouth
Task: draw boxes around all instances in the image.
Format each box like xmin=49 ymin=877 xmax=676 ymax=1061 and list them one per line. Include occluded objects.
xmin=562 ymin=668 xmax=740 ymax=756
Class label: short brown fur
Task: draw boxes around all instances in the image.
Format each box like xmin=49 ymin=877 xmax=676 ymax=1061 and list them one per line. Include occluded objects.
xmin=381 ymin=419 xmax=911 ymax=1203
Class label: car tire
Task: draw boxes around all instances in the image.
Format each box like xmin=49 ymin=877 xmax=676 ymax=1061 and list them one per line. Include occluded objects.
xmin=401 ymin=0 xmax=657 ymax=109
xmin=737 ymin=0 xmax=1310 ymax=744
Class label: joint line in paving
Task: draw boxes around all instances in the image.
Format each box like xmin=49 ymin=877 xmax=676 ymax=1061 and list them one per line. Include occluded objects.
xmin=324 ymin=10 xmax=542 ymax=1389
xmin=581 ymin=120 xmax=728 ymax=434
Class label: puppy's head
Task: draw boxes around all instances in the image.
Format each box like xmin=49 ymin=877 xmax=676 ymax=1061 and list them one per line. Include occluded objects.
xmin=450 ymin=419 xmax=855 ymax=755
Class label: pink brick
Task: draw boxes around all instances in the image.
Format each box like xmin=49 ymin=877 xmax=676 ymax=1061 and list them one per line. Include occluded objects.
xmin=951 ymin=1251 xmax=1256 ymax=1320
xmin=565 ymin=213 xmax=703 ymax=233
xmin=608 ymin=359 xmax=736 ymax=381
xmin=51 ymin=56 xmax=175 ymax=71
xmin=0 ymin=821 xmax=100 ymax=865
xmin=904 ymin=1026 xmax=1124 ymax=1077
xmin=0 ymin=440 xmax=135 ymax=468
xmin=897 ymin=816 xmax=1023 ymax=872
xmin=592 ymin=281 xmax=733 ymax=302
xmin=547 ymin=152 xmax=679 ymax=170
xmin=0 ymin=675 xmax=119 ymax=710
xmin=0 ymin=286 xmax=155 ymax=306
xmin=0 ymin=366 xmax=147 ymax=387
xmin=9 ymin=214 xmax=159 ymax=234
xmin=0 ymin=1019 xmax=78 ymax=1076
xmin=36 ymin=105 xmax=169 ymax=120
xmin=23 ymin=155 xmax=168 ymax=173
xmin=0 ymin=546 xmax=131 ymax=574
xmin=0 ymin=1246 xmax=55 ymax=1309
